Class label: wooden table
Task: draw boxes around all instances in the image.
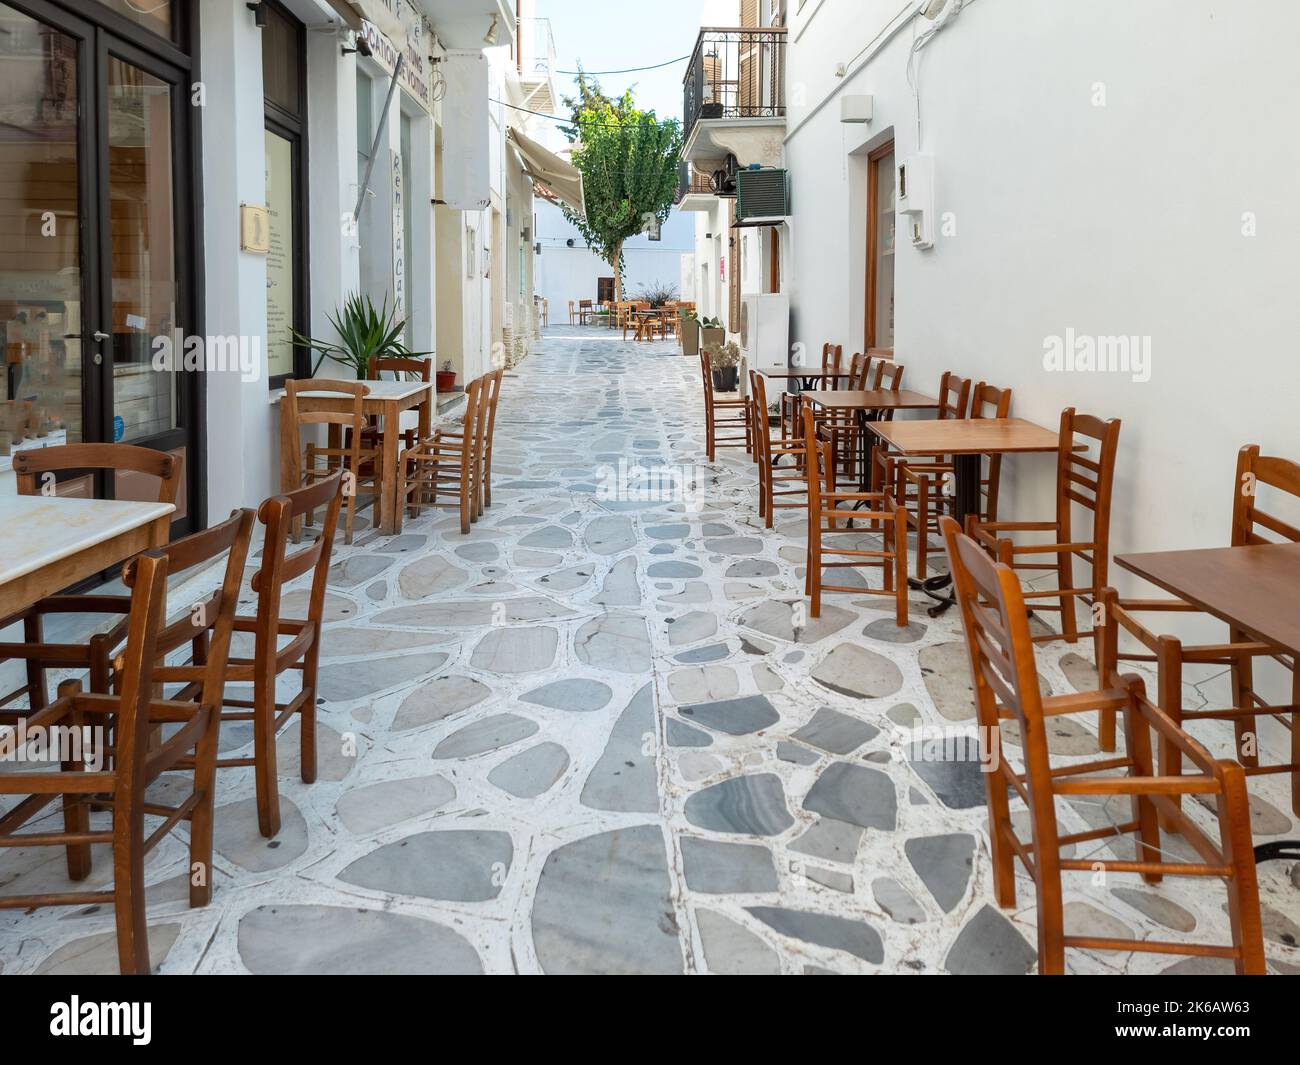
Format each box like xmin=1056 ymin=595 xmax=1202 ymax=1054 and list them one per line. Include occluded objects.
xmin=631 ymin=311 xmax=665 ymax=342
xmin=867 ymin=418 xmax=1068 ymax=613
xmin=760 ymin=368 xmax=854 ymax=391
xmin=1116 ymin=540 xmax=1300 ymax=865
xmin=805 ymin=390 xmax=941 ymax=491
xmin=0 ymin=495 xmax=175 ymax=618
xmin=276 ymin=379 xmax=432 ymax=536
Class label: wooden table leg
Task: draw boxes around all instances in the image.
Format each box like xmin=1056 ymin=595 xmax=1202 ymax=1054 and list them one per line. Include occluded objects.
xmin=381 ymin=399 xmax=401 ymax=535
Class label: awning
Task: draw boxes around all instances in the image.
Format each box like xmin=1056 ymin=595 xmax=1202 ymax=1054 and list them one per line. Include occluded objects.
xmin=508 ymin=127 xmax=586 ymax=218
xmin=731 ymin=216 xmax=787 ymax=229
xmin=349 ymin=0 xmax=404 ymax=40
xmin=321 ymin=0 xmax=363 ymax=31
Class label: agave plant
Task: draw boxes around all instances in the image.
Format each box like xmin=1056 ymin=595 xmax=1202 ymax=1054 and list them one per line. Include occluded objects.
xmin=292 ymin=293 xmax=431 ymax=379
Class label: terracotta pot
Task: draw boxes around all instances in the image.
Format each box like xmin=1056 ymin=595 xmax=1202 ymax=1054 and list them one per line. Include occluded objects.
xmin=435 ymin=370 xmax=456 ymax=392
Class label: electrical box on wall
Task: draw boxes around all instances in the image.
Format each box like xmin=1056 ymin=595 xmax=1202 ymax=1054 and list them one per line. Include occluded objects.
xmin=895 ymin=154 xmax=935 ymax=250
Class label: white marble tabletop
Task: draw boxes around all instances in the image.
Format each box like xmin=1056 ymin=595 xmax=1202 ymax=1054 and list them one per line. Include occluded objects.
xmin=270 ymin=380 xmax=433 ymax=403
xmin=0 ymin=495 xmax=175 ymax=586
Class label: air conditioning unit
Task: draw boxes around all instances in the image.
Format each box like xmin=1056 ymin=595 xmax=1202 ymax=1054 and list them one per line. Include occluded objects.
xmin=739 ymin=292 xmax=790 ymax=395
xmin=736 ymin=167 xmax=789 ymax=221
xmin=711 ymin=153 xmax=739 ymax=196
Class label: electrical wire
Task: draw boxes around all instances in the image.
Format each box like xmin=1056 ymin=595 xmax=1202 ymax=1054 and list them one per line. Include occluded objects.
xmin=556 ymin=55 xmax=690 ymax=75
xmin=491 ymin=97 xmax=679 ymax=130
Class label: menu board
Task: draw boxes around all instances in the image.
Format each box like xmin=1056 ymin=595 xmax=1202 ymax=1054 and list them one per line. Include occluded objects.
xmin=264 ymin=129 xmax=295 ymax=380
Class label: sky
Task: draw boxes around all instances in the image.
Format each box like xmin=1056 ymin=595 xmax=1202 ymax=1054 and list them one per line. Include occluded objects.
xmin=536 ymin=0 xmax=707 ymax=129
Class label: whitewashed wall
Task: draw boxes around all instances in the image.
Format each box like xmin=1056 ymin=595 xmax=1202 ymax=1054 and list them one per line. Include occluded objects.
xmin=783 ymin=0 xmax=1300 ymax=638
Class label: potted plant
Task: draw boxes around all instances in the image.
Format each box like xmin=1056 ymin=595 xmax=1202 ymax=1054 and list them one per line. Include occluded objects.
xmin=704 ymin=338 xmax=742 ymax=392
xmin=292 ymin=292 xmax=431 ymax=380
xmin=699 ymin=315 xmax=725 ymax=355
xmin=436 ymin=359 xmax=457 ymax=393
xmin=680 ymin=307 xmax=701 ymax=356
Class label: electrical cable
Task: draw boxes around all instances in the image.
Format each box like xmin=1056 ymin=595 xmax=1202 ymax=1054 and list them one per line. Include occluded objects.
xmin=556 ymin=55 xmax=690 ymax=75
xmin=491 ymin=97 xmax=679 ymax=130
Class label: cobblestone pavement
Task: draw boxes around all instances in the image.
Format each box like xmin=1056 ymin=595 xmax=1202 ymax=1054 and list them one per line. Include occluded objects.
xmin=2 ymin=325 xmax=1297 ymax=975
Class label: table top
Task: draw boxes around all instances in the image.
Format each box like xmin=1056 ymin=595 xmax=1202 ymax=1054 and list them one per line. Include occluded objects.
xmin=0 ymin=495 xmax=175 ymax=586
xmin=806 ymin=389 xmax=939 ymax=411
xmin=1115 ymin=541 xmax=1300 ymax=655
xmin=272 ymin=379 xmax=432 ymax=403
xmin=760 ymin=369 xmax=854 ymax=379
xmin=869 ymin=417 xmax=1065 ymax=455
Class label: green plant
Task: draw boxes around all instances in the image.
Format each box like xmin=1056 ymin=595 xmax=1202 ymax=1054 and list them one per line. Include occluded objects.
xmin=292 ymin=293 xmax=430 ymax=380
xmin=634 ymin=281 xmax=679 ymax=307
xmin=704 ymin=339 xmax=741 ymax=369
xmin=699 ymin=315 xmax=723 ymax=330
xmin=559 ymin=69 xmax=682 ymax=302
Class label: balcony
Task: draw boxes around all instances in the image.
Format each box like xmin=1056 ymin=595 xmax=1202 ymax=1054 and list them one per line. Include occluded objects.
xmin=516 ymin=15 xmax=558 ymax=115
xmin=682 ymin=25 xmax=787 ymax=171
xmin=675 ymin=160 xmax=718 ymax=211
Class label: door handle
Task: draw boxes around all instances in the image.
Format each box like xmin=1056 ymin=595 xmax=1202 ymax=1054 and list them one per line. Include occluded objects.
xmin=93 ymin=331 xmax=111 ymax=341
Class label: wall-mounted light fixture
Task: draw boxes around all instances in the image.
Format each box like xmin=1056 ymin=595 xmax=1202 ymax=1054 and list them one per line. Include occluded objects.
xmin=246 ymin=2 xmax=267 ymax=28
xmin=342 ymin=31 xmax=373 ymax=57
xmin=483 ymin=15 xmax=499 ymax=45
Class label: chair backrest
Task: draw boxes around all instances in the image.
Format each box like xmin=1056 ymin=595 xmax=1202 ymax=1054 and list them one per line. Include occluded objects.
xmin=369 ymin=356 xmax=431 ymax=382
xmin=939 ymin=515 xmax=1056 ymax=817
xmin=460 ymin=374 xmax=484 ymax=437
xmin=820 ymin=343 xmax=843 ymax=387
xmin=284 ymin=378 xmax=368 ymax=432
xmin=1232 ymin=444 xmax=1300 ymax=546
xmin=580 ymin=299 xmax=593 ymax=309
xmin=251 ymin=471 xmax=345 ymax=638
xmin=751 ymin=370 xmax=771 ymax=442
xmin=698 ymin=348 xmax=716 ymax=404
xmin=111 ymin=549 xmax=172 ymax=783
xmin=482 ymin=367 xmax=505 ymax=455
xmin=471 ymin=372 xmax=491 ymax=459
xmin=970 ymin=382 xmax=1013 ymax=520
xmin=937 ymin=372 xmax=972 ymax=420
xmin=1054 ymin=408 xmax=1122 ymax=579
xmin=873 ymin=360 xmax=904 ymax=391
xmin=845 ymin=352 xmax=868 ymax=390
xmin=151 ymin=508 xmax=255 ymax=710
xmin=13 ymin=443 xmax=181 ymax=546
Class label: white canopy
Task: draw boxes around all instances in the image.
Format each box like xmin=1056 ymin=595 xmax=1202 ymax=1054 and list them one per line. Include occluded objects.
xmin=508 ymin=127 xmax=586 ymax=218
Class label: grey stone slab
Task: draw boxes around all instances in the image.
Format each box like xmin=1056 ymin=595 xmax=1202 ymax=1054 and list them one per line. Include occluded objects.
xmin=905 ymin=833 xmax=976 ymax=913
xmin=316 ymin=652 xmax=449 ymax=702
xmin=905 ymin=746 xmax=989 ymax=809
xmin=803 ymin=762 xmax=897 ymax=830
xmin=811 ymin=643 xmax=903 ymax=699
xmin=667 ymin=610 xmax=718 ymax=646
xmin=397 ymin=555 xmax=468 ymax=598
xmin=455 ymin=541 xmax=500 ymax=563
xmin=740 ymin=600 xmax=855 ymax=644
xmin=488 ymin=742 xmax=570 ymax=798
xmin=646 ymin=523 xmax=690 ymax=540
xmin=214 ymin=797 xmax=308 ymax=872
xmin=282 ymin=590 xmax=356 ymax=622
xmin=432 ymin=713 xmax=539 ymax=759
xmin=667 ymin=718 xmax=713 ymax=748
xmin=675 ymin=642 xmax=728 ymax=663
xmin=871 ymin=877 xmax=927 ymax=924
xmin=534 ymin=564 xmax=595 ymax=591
xmin=944 ymin=904 xmax=1037 ymax=975
xmin=585 ymin=515 xmax=637 ymax=555
xmin=593 ymin=555 xmax=641 ymax=606
xmin=746 ymin=907 xmax=883 ymax=964
xmin=696 ymin=909 xmax=781 ymax=975
xmin=679 ymin=694 xmax=779 ymax=736
xmin=238 ymin=905 xmax=482 ymax=975
xmin=704 ymin=536 xmax=763 ymax=555
xmin=792 ymin=707 xmax=880 ymax=754
xmin=726 ymin=559 xmax=778 ymax=578
xmin=574 ymin=613 xmax=651 ymax=673
xmin=863 ymin=617 xmax=927 ymax=643
xmin=37 ymin=924 xmax=181 ymax=975
xmin=470 ymin=626 xmax=559 ymax=673
xmin=328 ymin=553 xmax=394 ymax=588
xmin=806 ymin=867 xmax=854 ymax=893
xmin=393 ymin=675 xmax=492 ymax=731
xmin=339 ymin=830 xmax=512 ymax=902
xmin=680 ymin=837 xmax=779 ymax=894
xmin=683 ymin=774 xmax=794 ymax=836
xmin=580 ymin=683 xmax=657 ymax=813
xmin=776 ymin=741 xmax=821 ymax=766
xmin=518 ymin=525 xmax=574 ymax=550
xmin=532 ymin=826 xmax=684 ymax=974
xmin=1109 ymin=887 xmax=1197 ymax=933
xmin=647 ymin=560 xmax=703 ymax=578
xmin=319 ymin=627 xmax=450 ymax=658
xmin=375 ymin=534 xmax=428 ymax=553
xmin=519 ymin=677 xmax=613 ymax=713
xmin=335 ymin=774 xmax=457 ymax=835
xmin=377 ymin=597 xmax=575 ymax=627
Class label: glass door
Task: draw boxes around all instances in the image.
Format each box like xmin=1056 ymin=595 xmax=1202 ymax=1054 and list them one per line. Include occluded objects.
xmin=0 ymin=0 xmax=197 ymax=532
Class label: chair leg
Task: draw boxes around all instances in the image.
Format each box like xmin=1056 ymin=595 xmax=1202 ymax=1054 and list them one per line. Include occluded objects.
xmin=985 ymin=776 xmax=1017 ymax=909
xmin=1228 ymin=630 xmax=1260 ymax=769
xmin=60 ymin=699 xmax=92 ymax=881
xmin=299 ymin=634 xmax=320 ymax=785
xmin=893 ymin=507 xmax=908 ymax=628
xmin=1155 ymin=637 xmax=1184 ymax=830
xmin=252 ymin=670 xmax=282 ymax=838
xmin=1217 ymin=766 xmax=1267 ymax=974
xmin=188 ymin=714 xmax=220 ymax=907
xmin=1122 ymin=696 xmax=1163 ymax=885
xmin=112 ymin=777 xmax=150 ymax=975
xmin=23 ymin=613 xmax=47 ymax=709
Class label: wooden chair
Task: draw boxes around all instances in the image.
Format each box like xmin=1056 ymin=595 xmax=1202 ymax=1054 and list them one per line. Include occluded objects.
xmin=941 ymin=516 xmax=1264 ymax=975
xmin=401 ymin=375 xmax=484 ymax=534
xmin=361 ymin=355 xmax=431 ymax=453
xmin=749 ymin=370 xmax=807 ymax=527
xmin=0 ymin=444 xmax=181 ymax=718
xmin=890 ymin=380 xmax=1010 ymax=579
xmin=283 ymin=378 xmax=377 ymax=546
xmin=1100 ymin=445 xmax=1299 ymax=806
xmin=541 ymin=298 xmax=549 ymax=327
xmin=820 ymin=357 xmax=906 ymax=485
xmin=869 ymin=371 xmax=972 ymax=576
xmin=967 ymin=407 xmax=1122 ymax=735
xmin=0 ymin=509 xmax=254 ymax=974
xmin=699 ymin=349 xmax=751 ymax=462
xmin=579 ymin=299 xmax=593 ymax=325
xmin=567 ymin=300 xmax=577 ymax=325
xmin=434 ymin=368 xmax=502 ymax=519
xmin=780 ymin=341 xmax=842 ymax=442
xmin=803 ymin=405 xmax=908 ymax=625
xmin=219 ymin=473 xmax=344 ymax=838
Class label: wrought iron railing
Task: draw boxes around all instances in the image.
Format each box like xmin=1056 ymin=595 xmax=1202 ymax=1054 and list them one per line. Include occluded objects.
xmin=683 ymin=26 xmax=787 ymax=147
xmin=676 ymin=160 xmax=716 ymax=202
